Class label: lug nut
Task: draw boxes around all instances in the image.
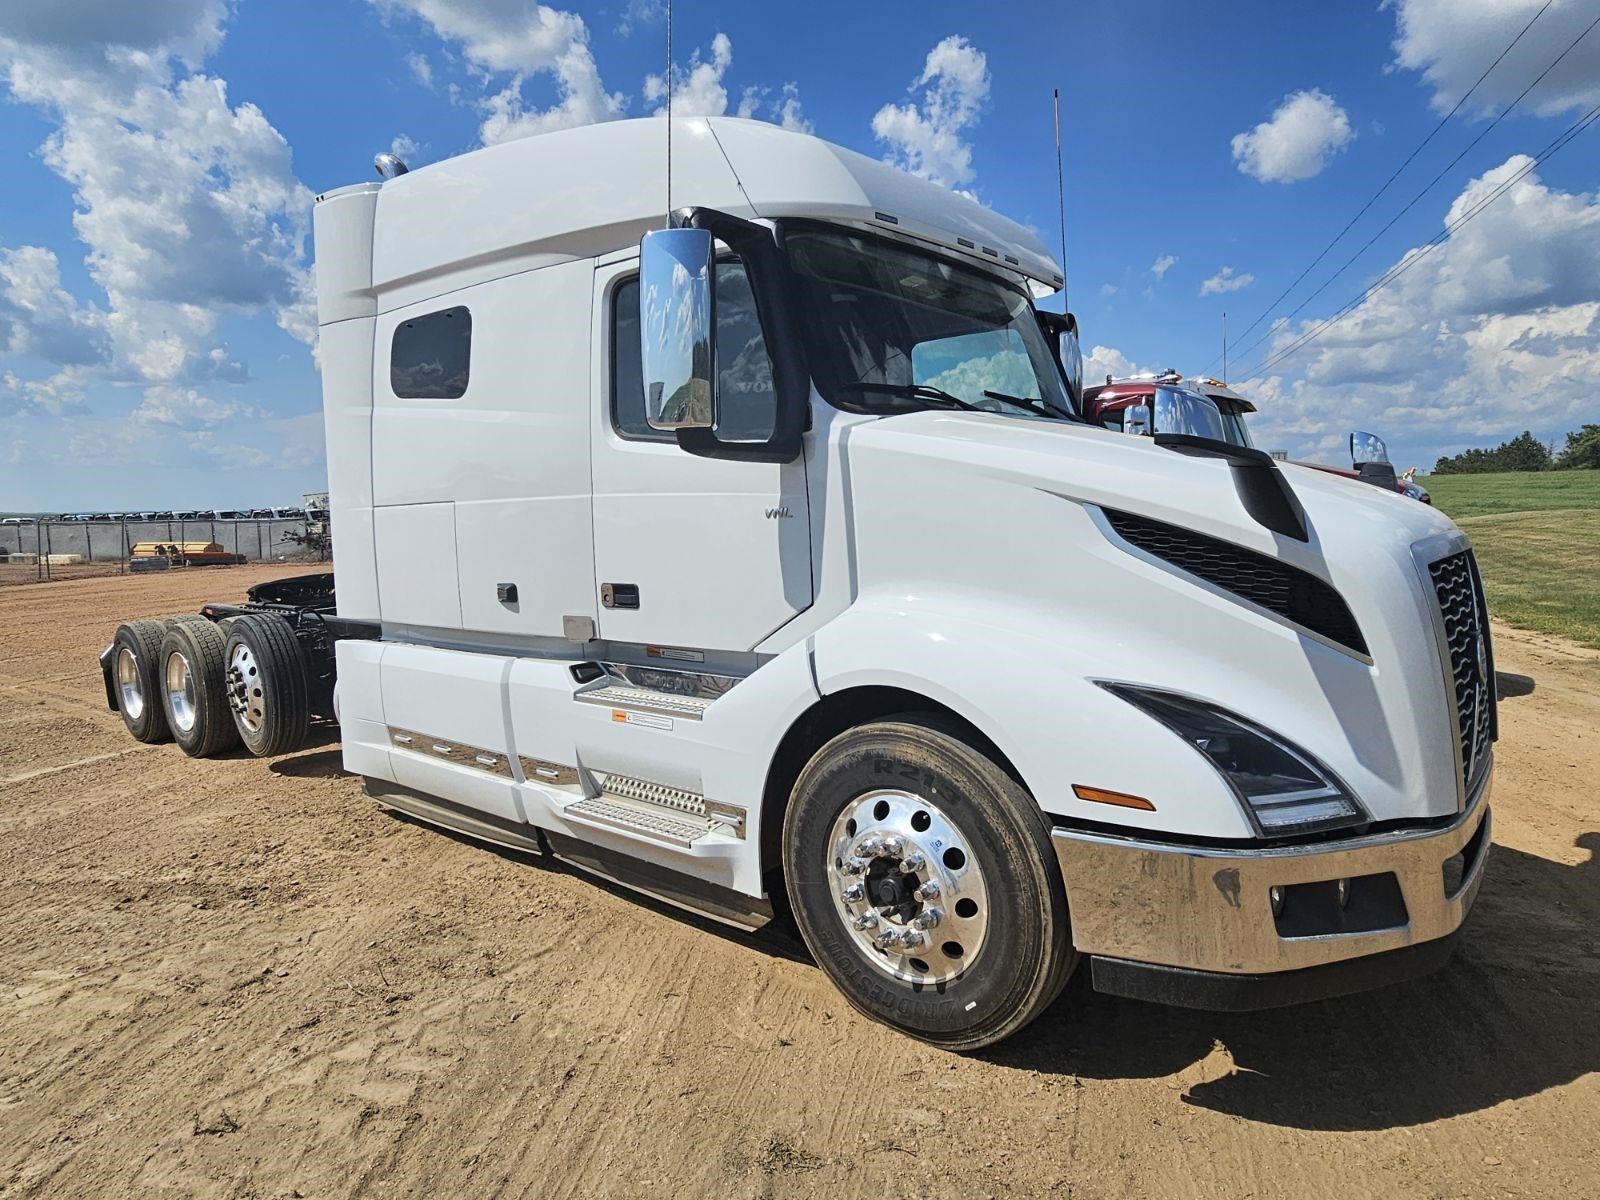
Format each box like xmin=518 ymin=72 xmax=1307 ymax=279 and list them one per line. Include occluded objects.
xmin=880 ymin=836 xmax=904 ymax=858
xmin=873 ymin=928 xmax=901 ymax=950
xmin=841 ymin=857 xmax=869 ymax=877
xmin=898 ymin=852 xmax=925 ymax=874
xmin=852 ymin=911 xmax=880 ymax=931
xmin=855 ymin=835 xmax=885 ymax=858
xmin=900 ymin=930 xmax=927 ymax=950
xmin=916 ymin=881 xmax=941 ymax=901
xmin=840 ymin=882 xmax=865 ymax=903
xmin=911 ymin=906 xmax=942 ymax=931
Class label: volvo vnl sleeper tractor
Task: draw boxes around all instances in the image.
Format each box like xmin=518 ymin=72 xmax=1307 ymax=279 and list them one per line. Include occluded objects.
xmin=100 ymin=117 xmax=1494 ymax=1049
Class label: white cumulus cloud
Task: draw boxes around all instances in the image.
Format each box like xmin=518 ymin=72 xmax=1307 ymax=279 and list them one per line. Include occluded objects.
xmin=1201 ymin=266 xmax=1255 ymax=296
xmin=1231 ymin=89 xmax=1353 ymax=183
xmin=1242 ymin=156 xmax=1600 ymax=468
xmin=644 ymin=32 xmax=732 ymax=117
xmin=0 ymin=0 xmax=314 ymax=425
xmin=1389 ymin=0 xmax=1600 ymax=118
xmin=369 ymin=0 xmax=625 ymax=145
xmin=871 ymin=35 xmax=990 ymax=190
xmin=1150 ymin=254 xmax=1178 ymax=279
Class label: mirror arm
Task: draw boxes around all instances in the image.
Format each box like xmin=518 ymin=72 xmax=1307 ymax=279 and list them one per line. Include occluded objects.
xmin=673 ymin=207 xmax=809 ymax=464
xmin=1153 ymin=433 xmax=1309 ymax=542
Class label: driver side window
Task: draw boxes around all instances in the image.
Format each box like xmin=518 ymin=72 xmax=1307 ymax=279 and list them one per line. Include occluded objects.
xmin=911 ymin=329 xmax=1039 ymax=407
xmin=612 ymin=258 xmax=776 ymax=442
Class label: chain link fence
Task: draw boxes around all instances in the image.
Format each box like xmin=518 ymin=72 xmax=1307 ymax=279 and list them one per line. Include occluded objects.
xmin=0 ymin=518 xmax=327 ymax=586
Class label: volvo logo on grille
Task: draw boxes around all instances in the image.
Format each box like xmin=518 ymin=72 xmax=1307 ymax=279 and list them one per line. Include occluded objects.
xmin=1474 ymin=631 xmax=1489 ymax=690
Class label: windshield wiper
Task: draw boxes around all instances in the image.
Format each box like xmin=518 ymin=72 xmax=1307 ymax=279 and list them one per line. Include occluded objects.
xmin=841 ymin=381 xmax=981 ymax=412
xmin=983 ymin=390 xmax=1075 ymax=420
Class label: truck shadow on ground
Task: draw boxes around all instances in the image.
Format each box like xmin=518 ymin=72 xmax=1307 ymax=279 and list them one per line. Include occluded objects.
xmin=989 ymin=833 xmax=1599 ymax=1131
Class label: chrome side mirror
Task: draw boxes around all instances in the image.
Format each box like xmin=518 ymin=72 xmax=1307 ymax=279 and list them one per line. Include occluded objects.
xmin=1123 ymin=403 xmax=1152 ymax=436
xmin=1350 ymin=430 xmax=1389 ymax=467
xmin=640 ymin=227 xmax=715 ymax=431
xmin=1154 ymin=386 xmax=1229 ymax=442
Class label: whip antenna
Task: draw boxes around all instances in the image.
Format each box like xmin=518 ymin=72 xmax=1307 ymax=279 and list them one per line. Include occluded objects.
xmin=1054 ymin=88 xmax=1068 ymax=311
xmin=665 ymin=0 xmax=673 ymax=225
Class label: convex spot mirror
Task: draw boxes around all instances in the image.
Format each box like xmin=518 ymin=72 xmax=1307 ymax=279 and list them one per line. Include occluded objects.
xmin=640 ymin=227 xmax=715 ymax=431
xmin=1122 ymin=404 xmax=1151 ymax=436
xmin=1350 ymin=430 xmax=1389 ymax=467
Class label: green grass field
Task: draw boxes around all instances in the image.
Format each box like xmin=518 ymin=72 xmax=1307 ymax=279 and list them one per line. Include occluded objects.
xmin=1419 ymin=470 xmax=1600 ymax=648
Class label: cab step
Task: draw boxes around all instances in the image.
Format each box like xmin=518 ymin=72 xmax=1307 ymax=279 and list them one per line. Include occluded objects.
xmin=561 ymin=773 xmax=745 ymax=848
xmin=575 ymin=683 xmax=714 ymax=720
xmin=564 ymin=794 xmax=720 ymax=847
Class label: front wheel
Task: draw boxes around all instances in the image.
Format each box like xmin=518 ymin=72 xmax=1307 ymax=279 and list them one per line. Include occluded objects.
xmin=782 ymin=718 xmax=1075 ymax=1050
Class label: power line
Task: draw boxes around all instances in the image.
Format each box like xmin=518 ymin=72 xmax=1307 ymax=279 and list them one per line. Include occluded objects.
xmin=1237 ymin=99 xmax=1600 ymax=383
xmin=1225 ymin=6 xmax=1600 ymax=375
xmin=1202 ymin=0 xmax=1555 ymax=375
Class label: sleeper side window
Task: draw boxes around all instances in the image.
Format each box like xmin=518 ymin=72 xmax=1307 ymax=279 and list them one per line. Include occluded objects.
xmin=611 ymin=260 xmax=776 ymax=442
xmin=391 ymin=306 xmax=471 ymax=399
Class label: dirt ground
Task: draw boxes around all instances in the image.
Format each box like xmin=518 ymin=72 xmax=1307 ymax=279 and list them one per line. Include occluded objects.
xmin=1 ymin=565 xmax=1597 ymax=1199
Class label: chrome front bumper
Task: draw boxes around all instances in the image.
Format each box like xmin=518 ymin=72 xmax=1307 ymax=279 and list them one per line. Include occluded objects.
xmin=1053 ymin=767 xmax=1492 ymax=977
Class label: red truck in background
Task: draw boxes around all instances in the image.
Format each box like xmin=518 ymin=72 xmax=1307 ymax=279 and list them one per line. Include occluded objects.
xmin=1082 ymin=372 xmax=1431 ymax=503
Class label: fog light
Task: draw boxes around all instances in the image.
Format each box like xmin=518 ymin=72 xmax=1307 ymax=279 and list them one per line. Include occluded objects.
xmin=1336 ymin=877 xmax=1350 ymax=908
xmin=1269 ymin=885 xmax=1284 ymax=916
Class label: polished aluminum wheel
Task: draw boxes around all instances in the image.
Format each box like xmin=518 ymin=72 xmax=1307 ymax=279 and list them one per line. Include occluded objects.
xmin=164 ymin=650 xmax=198 ymax=733
xmin=226 ymin=641 xmax=265 ymax=733
xmin=825 ymin=788 xmax=991 ymax=985
xmin=116 ymin=646 xmax=144 ymax=720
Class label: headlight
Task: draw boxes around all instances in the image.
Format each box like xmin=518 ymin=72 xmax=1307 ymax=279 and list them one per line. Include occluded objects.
xmin=1098 ymin=683 xmax=1368 ymax=837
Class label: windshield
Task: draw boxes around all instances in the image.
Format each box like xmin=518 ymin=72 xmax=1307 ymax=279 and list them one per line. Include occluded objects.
xmin=782 ymin=224 xmax=1075 ymax=421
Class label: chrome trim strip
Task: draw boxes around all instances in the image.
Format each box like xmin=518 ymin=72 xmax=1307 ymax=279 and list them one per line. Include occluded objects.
xmin=518 ymin=756 xmax=580 ymax=788
xmin=704 ymin=798 xmax=747 ymax=840
xmin=388 ymin=727 xmax=513 ymax=779
xmin=1053 ymin=767 xmax=1491 ymax=975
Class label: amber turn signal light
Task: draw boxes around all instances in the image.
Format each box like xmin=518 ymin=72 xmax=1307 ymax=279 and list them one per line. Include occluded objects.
xmin=1071 ymin=784 xmax=1156 ymax=811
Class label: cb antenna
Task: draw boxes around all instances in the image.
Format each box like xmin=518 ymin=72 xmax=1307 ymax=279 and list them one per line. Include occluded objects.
xmin=664 ymin=0 xmax=673 ymax=226
xmin=1053 ymin=88 xmax=1068 ymax=313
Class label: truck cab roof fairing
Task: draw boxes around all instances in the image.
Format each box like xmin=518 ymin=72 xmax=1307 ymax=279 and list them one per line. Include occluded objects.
xmin=364 ymin=117 xmax=1063 ymax=300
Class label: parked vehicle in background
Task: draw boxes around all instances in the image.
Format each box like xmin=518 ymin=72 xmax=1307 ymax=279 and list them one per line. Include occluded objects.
xmin=97 ymin=117 xmax=1492 ymax=1049
xmin=1084 ymin=373 xmax=1430 ymax=503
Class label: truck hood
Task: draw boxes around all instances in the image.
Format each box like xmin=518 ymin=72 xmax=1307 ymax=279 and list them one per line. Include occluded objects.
xmin=853 ymin=409 xmax=1458 ymax=553
xmin=832 ymin=408 xmax=1475 ymax=830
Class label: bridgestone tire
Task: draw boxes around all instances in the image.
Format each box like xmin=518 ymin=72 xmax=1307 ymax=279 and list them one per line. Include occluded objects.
xmin=111 ymin=620 xmax=172 ymax=744
xmin=782 ymin=717 xmax=1075 ymax=1051
xmin=223 ymin=614 xmax=310 ymax=757
xmin=158 ymin=617 xmax=238 ymax=758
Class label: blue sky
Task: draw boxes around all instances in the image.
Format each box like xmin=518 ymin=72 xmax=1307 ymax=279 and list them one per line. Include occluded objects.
xmin=2 ymin=0 xmax=1598 ymax=508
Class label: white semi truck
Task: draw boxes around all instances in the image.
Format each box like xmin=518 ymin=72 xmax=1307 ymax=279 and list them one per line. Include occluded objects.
xmin=99 ymin=118 xmax=1494 ymax=1049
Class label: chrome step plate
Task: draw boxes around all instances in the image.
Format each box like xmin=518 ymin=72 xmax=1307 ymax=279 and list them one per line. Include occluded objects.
xmin=564 ymin=795 xmax=719 ymax=848
xmin=576 ymin=684 xmax=715 ymax=719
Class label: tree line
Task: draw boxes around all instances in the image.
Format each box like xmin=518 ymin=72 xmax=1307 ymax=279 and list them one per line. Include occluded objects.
xmin=1432 ymin=425 xmax=1600 ymax=474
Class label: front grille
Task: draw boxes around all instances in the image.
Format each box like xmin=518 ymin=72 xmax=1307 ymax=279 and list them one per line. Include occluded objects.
xmin=1428 ymin=550 xmax=1496 ymax=793
xmin=1103 ymin=508 xmax=1367 ymax=655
